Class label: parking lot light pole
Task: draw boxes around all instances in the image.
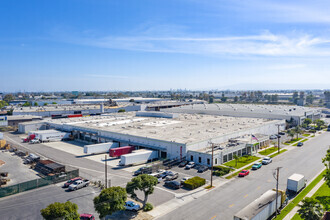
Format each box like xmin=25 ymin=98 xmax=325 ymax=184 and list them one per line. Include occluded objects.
xmin=273 ymin=167 xmax=282 ymax=217
xmin=277 ymin=124 xmax=281 ymax=154
xmin=105 ymin=155 xmax=108 ymax=189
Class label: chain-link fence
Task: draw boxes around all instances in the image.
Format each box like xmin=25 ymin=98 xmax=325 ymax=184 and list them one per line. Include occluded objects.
xmin=0 ymin=169 xmax=79 ymax=198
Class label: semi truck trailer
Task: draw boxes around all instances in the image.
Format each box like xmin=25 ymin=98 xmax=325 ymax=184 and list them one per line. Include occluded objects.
xmin=84 ymin=142 xmax=119 ymax=154
xmin=25 ymin=130 xmax=70 ymax=143
xmin=109 ymin=146 xmax=135 ymax=157
xmin=119 ymin=150 xmax=158 ymax=166
xmin=234 ymin=189 xmax=286 ymax=220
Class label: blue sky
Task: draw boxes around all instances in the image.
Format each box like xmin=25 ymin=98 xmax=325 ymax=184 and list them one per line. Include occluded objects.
xmin=1 ymin=0 xmax=330 ymax=92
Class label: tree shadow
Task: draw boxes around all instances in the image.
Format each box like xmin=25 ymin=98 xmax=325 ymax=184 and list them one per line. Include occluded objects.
xmin=315 ymin=196 xmax=330 ymax=210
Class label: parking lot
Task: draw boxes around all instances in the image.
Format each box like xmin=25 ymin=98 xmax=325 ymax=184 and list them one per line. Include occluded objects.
xmin=0 ymin=150 xmax=39 ymax=186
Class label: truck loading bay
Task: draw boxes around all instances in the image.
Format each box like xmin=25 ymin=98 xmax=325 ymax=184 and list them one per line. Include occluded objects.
xmin=0 ymin=130 xmax=329 ymax=220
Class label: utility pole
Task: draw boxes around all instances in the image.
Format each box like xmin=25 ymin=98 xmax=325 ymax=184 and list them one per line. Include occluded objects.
xmin=211 ymin=142 xmax=214 ymax=187
xmin=277 ymin=124 xmax=281 ymax=154
xmin=105 ymin=155 xmax=108 ymax=189
xmin=273 ymin=167 xmax=282 ymax=217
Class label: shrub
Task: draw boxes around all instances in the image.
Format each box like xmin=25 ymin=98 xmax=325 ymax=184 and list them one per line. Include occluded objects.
xmin=213 ymin=166 xmax=232 ymax=176
xmin=213 ymin=170 xmax=226 ymax=176
xmin=183 ymin=176 xmax=206 ymax=190
xmin=118 ymin=109 xmax=125 ymax=113
xmin=143 ymin=203 xmax=153 ymax=212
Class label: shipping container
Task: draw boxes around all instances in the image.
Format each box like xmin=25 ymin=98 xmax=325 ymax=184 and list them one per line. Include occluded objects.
xmin=84 ymin=142 xmax=119 ymax=154
xmin=68 ymin=114 xmax=83 ymax=118
xmin=109 ymin=146 xmax=135 ymax=157
xmin=119 ymin=150 xmax=158 ymax=166
xmin=234 ymin=190 xmax=284 ymax=220
xmin=287 ymin=173 xmax=306 ymax=194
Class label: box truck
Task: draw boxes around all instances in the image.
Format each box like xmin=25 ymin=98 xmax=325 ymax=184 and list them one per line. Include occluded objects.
xmin=119 ymin=150 xmax=158 ymax=166
xmin=109 ymin=146 xmax=135 ymax=157
xmin=84 ymin=142 xmax=119 ymax=154
xmin=234 ymin=189 xmax=286 ymax=220
xmin=287 ymin=173 xmax=306 ymax=194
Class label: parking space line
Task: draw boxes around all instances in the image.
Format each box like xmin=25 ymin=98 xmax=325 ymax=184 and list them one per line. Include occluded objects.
xmin=229 ymin=204 xmax=234 ymax=208
xmin=211 ymin=215 xmax=217 ymax=219
xmin=244 ymin=194 xmax=248 ymax=198
xmin=155 ymin=186 xmax=177 ymax=195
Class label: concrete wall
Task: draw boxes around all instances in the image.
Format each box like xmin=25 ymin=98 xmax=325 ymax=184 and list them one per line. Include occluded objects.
xmin=18 ymin=122 xmax=47 ymax=133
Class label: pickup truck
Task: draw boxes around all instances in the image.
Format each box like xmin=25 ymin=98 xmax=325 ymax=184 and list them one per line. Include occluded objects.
xmin=68 ymin=179 xmax=90 ymax=191
xmin=30 ymin=139 xmax=40 ymax=144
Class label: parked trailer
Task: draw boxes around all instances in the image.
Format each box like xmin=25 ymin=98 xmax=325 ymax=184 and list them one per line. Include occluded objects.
xmin=38 ymin=132 xmax=70 ymax=142
xmin=287 ymin=173 xmax=306 ymax=194
xmin=119 ymin=150 xmax=158 ymax=166
xmin=109 ymin=146 xmax=135 ymax=157
xmin=234 ymin=189 xmax=286 ymax=220
xmin=84 ymin=142 xmax=119 ymax=154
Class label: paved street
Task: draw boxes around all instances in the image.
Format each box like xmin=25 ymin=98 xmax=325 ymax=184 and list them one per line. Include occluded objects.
xmin=158 ymin=131 xmax=330 ymax=220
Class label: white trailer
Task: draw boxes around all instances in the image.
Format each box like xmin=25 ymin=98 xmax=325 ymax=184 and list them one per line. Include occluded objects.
xmin=234 ymin=190 xmax=284 ymax=220
xmin=0 ymin=132 xmax=3 ymax=140
xmin=30 ymin=130 xmax=70 ymax=142
xmin=287 ymin=173 xmax=306 ymax=194
xmin=84 ymin=142 xmax=119 ymax=154
xmin=119 ymin=150 xmax=158 ymax=166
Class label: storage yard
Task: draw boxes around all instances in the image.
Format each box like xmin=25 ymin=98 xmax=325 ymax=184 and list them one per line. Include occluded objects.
xmin=18 ymin=111 xmax=285 ymax=163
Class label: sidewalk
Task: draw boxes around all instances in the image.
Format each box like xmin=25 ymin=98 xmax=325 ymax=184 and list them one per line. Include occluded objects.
xmin=283 ymin=179 xmax=325 ymax=220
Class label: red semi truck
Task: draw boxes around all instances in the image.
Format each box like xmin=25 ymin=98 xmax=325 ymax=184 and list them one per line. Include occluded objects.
xmin=23 ymin=134 xmax=36 ymax=143
xmin=109 ymin=146 xmax=135 ymax=157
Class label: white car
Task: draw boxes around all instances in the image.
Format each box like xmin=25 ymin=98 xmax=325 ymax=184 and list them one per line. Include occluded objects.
xmin=185 ymin=162 xmax=195 ymax=169
xmin=29 ymin=139 xmax=40 ymax=144
xmin=180 ymin=177 xmax=191 ymax=184
xmin=262 ymin=157 xmax=272 ymax=165
xmin=124 ymin=201 xmax=140 ymax=211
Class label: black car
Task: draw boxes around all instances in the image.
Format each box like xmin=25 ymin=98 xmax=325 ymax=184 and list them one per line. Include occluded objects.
xmin=134 ymin=167 xmax=151 ymax=176
xmin=279 ymin=132 xmax=286 ymax=135
xmin=178 ymin=160 xmax=188 ymax=167
xmin=297 ymin=142 xmax=303 ymax=147
xmin=197 ymin=165 xmax=208 ymax=173
xmin=164 ymin=180 xmax=181 ymax=189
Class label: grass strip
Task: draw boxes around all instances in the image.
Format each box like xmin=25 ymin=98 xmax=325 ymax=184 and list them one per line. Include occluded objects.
xmin=258 ymin=147 xmax=278 ymax=156
xmin=274 ymin=169 xmax=326 ymax=220
xmin=269 ymin=149 xmax=287 ymax=158
xmin=223 ymin=156 xmax=260 ymax=169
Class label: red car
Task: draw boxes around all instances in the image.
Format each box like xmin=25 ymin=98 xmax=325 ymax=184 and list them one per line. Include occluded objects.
xmin=238 ymin=170 xmax=250 ymax=177
xmin=63 ymin=177 xmax=82 ymax=188
xmin=80 ymin=214 xmax=95 ymax=220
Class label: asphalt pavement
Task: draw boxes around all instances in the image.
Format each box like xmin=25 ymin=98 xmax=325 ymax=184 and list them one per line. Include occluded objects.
xmin=157 ymin=131 xmax=330 ymax=220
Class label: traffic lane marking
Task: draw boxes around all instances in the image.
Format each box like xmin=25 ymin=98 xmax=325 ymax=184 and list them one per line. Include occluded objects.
xmin=244 ymin=194 xmax=248 ymax=198
xmin=211 ymin=215 xmax=216 ymax=220
xmin=229 ymin=204 xmax=234 ymax=208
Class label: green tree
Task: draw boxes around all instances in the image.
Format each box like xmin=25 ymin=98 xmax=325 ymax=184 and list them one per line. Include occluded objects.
xmin=3 ymin=94 xmax=14 ymax=103
xmin=293 ymin=91 xmax=299 ymax=104
xmin=209 ymin=96 xmax=214 ymax=103
xmin=93 ymin=186 xmax=127 ymax=219
xmin=221 ymin=93 xmax=227 ymax=102
xmin=297 ymin=197 xmax=324 ymax=220
xmin=126 ymin=174 xmax=158 ymax=209
xmin=315 ymin=119 xmax=325 ymax=130
xmin=302 ymin=118 xmax=312 ymax=128
xmin=34 ymin=102 xmax=39 ymax=106
xmin=43 ymin=103 xmax=48 ymax=106
xmin=0 ymin=101 xmax=8 ymax=109
xmin=22 ymin=102 xmax=31 ymax=107
xmin=323 ymin=148 xmax=330 ymax=188
xmin=52 ymin=102 xmax=57 ymax=104
xmin=118 ymin=109 xmax=125 ymax=113
xmin=234 ymin=96 xmax=238 ymax=102
xmin=40 ymin=201 xmax=79 ymax=220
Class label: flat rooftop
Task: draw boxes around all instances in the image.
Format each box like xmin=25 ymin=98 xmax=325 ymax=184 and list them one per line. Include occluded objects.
xmin=47 ymin=112 xmax=280 ymax=144
xmin=165 ymin=103 xmax=321 ymax=117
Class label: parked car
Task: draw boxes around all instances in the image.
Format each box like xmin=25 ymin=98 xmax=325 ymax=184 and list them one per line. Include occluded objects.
xmin=68 ymin=179 xmax=90 ymax=191
xmin=29 ymin=139 xmax=40 ymax=144
xmin=279 ymin=132 xmax=286 ymax=135
xmin=197 ymin=165 xmax=209 ymax=173
xmin=134 ymin=167 xmax=151 ymax=176
xmin=262 ymin=157 xmax=272 ymax=165
xmin=252 ymin=162 xmax=262 ymax=170
xmin=238 ymin=170 xmax=250 ymax=177
xmin=164 ymin=180 xmax=181 ymax=189
xmin=178 ymin=160 xmax=188 ymax=167
xmin=180 ymin=177 xmax=191 ymax=184
xmin=185 ymin=162 xmax=195 ymax=169
xmin=80 ymin=214 xmax=95 ymax=220
xmin=159 ymin=171 xmax=170 ymax=179
xmin=297 ymin=142 xmax=304 ymax=147
xmin=269 ymin=135 xmax=277 ymax=139
xmin=124 ymin=201 xmax=140 ymax=211
xmin=63 ymin=177 xmax=82 ymax=188
xmin=165 ymin=172 xmax=179 ymax=181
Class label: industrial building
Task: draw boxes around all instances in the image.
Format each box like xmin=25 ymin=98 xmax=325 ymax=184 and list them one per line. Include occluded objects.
xmin=162 ymin=103 xmax=322 ymax=126
xmin=18 ymin=112 xmax=285 ymax=162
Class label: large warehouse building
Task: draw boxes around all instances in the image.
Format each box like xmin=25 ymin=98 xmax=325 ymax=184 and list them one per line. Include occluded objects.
xmin=19 ymin=112 xmax=285 ymax=162
xmin=161 ymin=103 xmax=322 ymax=126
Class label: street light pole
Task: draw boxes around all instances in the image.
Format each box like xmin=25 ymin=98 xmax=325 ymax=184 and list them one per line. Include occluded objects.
xmin=277 ymin=124 xmax=281 ymax=154
xmin=105 ymin=155 xmax=108 ymax=189
xmin=210 ymin=142 xmax=214 ymax=187
xmin=273 ymin=167 xmax=282 ymax=217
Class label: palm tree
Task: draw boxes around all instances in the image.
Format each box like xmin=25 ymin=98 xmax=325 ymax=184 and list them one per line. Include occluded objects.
xmin=233 ymin=155 xmax=239 ymax=167
xmin=288 ymin=129 xmax=295 ymax=141
xmin=293 ymin=126 xmax=303 ymax=140
xmin=298 ymin=197 xmax=324 ymax=220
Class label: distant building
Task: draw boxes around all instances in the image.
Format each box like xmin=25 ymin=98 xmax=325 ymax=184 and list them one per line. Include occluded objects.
xmin=325 ymin=91 xmax=330 ymax=109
